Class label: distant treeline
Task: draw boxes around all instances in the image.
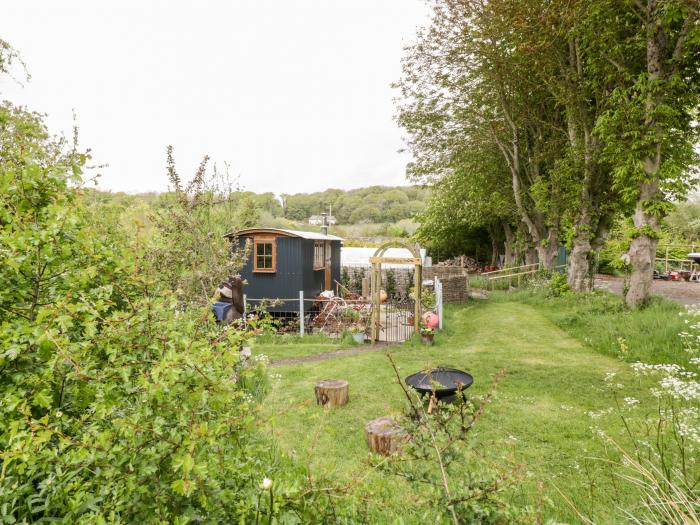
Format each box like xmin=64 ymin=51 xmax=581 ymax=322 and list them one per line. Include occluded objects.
xmin=281 ymin=186 xmax=428 ymax=224
xmin=99 ymin=185 xmax=429 ymax=225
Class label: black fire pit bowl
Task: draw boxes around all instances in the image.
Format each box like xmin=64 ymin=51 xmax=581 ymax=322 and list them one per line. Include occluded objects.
xmin=405 ymin=367 xmax=474 ymax=403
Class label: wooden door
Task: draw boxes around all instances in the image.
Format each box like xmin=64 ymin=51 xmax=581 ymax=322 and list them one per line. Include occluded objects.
xmin=324 ymin=241 xmax=332 ymax=290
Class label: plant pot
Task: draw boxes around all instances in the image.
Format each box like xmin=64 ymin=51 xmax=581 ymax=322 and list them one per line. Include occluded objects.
xmin=351 ymin=332 xmax=365 ymax=344
xmin=407 ymin=315 xmax=415 ymax=327
xmin=420 ymin=333 xmax=434 ymax=346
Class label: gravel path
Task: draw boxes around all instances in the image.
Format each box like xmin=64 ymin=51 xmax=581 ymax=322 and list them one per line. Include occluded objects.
xmin=595 ymin=274 xmax=700 ymax=306
xmin=270 ymin=342 xmax=393 ymax=366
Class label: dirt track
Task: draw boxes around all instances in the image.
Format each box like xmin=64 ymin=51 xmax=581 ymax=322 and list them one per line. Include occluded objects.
xmin=595 ymin=274 xmax=700 ymax=306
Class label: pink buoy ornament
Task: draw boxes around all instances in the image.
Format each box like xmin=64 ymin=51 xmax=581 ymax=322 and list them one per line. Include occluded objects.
xmin=422 ymin=311 xmax=439 ymax=329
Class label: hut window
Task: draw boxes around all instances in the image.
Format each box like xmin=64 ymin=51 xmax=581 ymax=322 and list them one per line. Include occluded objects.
xmin=253 ymin=237 xmax=276 ymax=272
xmin=313 ymin=241 xmax=325 ymax=270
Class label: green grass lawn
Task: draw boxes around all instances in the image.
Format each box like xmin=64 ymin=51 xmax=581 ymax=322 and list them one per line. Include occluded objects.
xmin=257 ymin=298 xmax=670 ymax=523
xmin=252 ymin=333 xmax=352 ymax=361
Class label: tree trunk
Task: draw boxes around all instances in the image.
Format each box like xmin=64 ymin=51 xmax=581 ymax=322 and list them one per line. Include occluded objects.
xmin=491 ymin=237 xmax=499 ymax=267
xmin=365 ymin=416 xmax=406 ymax=456
xmin=568 ymin=237 xmax=592 ymax=292
xmin=626 ymin=180 xmax=660 ymax=307
xmin=536 ymin=230 xmax=559 ymax=270
xmin=525 ymin=247 xmax=538 ymax=266
xmin=503 ymin=222 xmax=516 ymax=266
xmin=486 ymin=223 xmax=500 ymax=267
xmin=568 ymin=203 xmax=594 ymax=292
xmin=314 ymin=379 xmax=349 ymax=408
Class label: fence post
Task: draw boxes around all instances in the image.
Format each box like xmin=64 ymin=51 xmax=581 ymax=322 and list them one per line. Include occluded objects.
xmin=299 ymin=290 xmax=305 ymax=336
xmin=242 ymin=294 xmax=247 ymax=328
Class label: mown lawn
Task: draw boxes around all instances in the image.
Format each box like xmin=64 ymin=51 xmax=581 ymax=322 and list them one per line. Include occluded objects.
xmin=257 ymin=298 xmax=667 ymax=523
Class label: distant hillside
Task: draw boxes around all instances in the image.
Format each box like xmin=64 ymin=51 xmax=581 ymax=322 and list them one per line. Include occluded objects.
xmin=281 ymin=186 xmax=429 ymax=224
xmin=88 ymin=186 xmax=430 ymax=244
xmin=95 ymin=185 xmax=429 ymax=226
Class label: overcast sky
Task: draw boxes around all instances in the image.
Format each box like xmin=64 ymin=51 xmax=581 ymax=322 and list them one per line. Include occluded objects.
xmin=1 ymin=1 xmax=429 ymax=194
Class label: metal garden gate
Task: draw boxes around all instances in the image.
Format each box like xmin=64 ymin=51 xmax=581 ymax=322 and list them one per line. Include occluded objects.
xmin=376 ymin=297 xmax=416 ymax=343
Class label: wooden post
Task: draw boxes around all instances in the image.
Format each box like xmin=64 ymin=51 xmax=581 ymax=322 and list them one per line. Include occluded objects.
xmin=361 ymin=276 xmax=369 ymax=298
xmin=366 ymin=416 xmax=406 ymax=456
xmin=665 ymin=245 xmax=669 ymax=274
xmin=315 ymin=379 xmax=349 ymax=408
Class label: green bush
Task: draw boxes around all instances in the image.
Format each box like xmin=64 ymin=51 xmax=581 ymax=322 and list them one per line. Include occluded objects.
xmin=0 ymin=102 xmax=274 ymax=523
xmin=547 ymin=271 xmax=570 ymax=297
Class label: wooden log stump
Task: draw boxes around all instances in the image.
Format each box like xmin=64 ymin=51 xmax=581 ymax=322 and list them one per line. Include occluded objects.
xmin=365 ymin=416 xmax=406 ymax=456
xmin=314 ymin=379 xmax=349 ymax=408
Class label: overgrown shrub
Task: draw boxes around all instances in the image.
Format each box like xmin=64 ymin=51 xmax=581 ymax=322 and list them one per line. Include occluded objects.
xmin=0 ymin=101 xmax=276 ymax=523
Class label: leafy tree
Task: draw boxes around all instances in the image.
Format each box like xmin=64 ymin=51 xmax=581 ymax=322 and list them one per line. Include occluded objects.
xmin=590 ymin=0 xmax=700 ymax=306
xmin=397 ymin=0 xmax=699 ymax=299
xmin=282 ymin=186 xmax=430 ymax=224
xmin=397 ymin=0 xmax=570 ymax=270
xmin=235 ymin=194 xmax=261 ymax=228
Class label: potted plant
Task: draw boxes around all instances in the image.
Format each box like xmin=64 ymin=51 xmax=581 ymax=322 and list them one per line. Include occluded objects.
xmin=348 ymin=324 xmax=366 ymax=344
xmin=419 ymin=326 xmax=435 ymax=345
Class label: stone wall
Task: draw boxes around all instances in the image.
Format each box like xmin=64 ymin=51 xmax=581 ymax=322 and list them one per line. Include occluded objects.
xmin=437 ymin=274 xmax=471 ymax=304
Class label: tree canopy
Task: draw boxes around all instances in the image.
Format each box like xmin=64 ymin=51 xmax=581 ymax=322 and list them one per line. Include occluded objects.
xmin=397 ymin=0 xmax=700 ymax=303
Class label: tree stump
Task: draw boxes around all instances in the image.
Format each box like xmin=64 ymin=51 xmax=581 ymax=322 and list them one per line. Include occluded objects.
xmin=365 ymin=416 xmax=406 ymax=456
xmin=314 ymin=379 xmax=349 ymax=408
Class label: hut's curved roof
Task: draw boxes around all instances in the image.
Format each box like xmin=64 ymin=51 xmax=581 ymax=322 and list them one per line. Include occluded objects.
xmin=225 ymin=227 xmax=342 ymax=241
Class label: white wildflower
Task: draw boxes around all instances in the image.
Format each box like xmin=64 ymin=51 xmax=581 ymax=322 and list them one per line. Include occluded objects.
xmin=260 ymin=478 xmax=273 ymax=490
xmin=657 ymin=376 xmax=700 ymax=401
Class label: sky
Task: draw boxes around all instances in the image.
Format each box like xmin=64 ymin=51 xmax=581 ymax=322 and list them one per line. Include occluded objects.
xmin=1 ymin=1 xmax=430 ymax=195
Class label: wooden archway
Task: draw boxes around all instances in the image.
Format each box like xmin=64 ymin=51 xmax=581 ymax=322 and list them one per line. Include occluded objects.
xmin=370 ymin=241 xmax=422 ymax=342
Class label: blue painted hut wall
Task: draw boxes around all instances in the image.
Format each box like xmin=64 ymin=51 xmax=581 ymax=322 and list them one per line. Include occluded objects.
xmin=235 ymin=234 xmax=342 ymax=312
xmin=237 ymin=236 xmax=302 ymax=303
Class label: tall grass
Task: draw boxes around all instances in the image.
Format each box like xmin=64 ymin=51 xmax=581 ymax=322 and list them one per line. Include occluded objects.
xmin=498 ymin=289 xmax=690 ymax=366
xmin=619 ymin=452 xmax=700 ymax=525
